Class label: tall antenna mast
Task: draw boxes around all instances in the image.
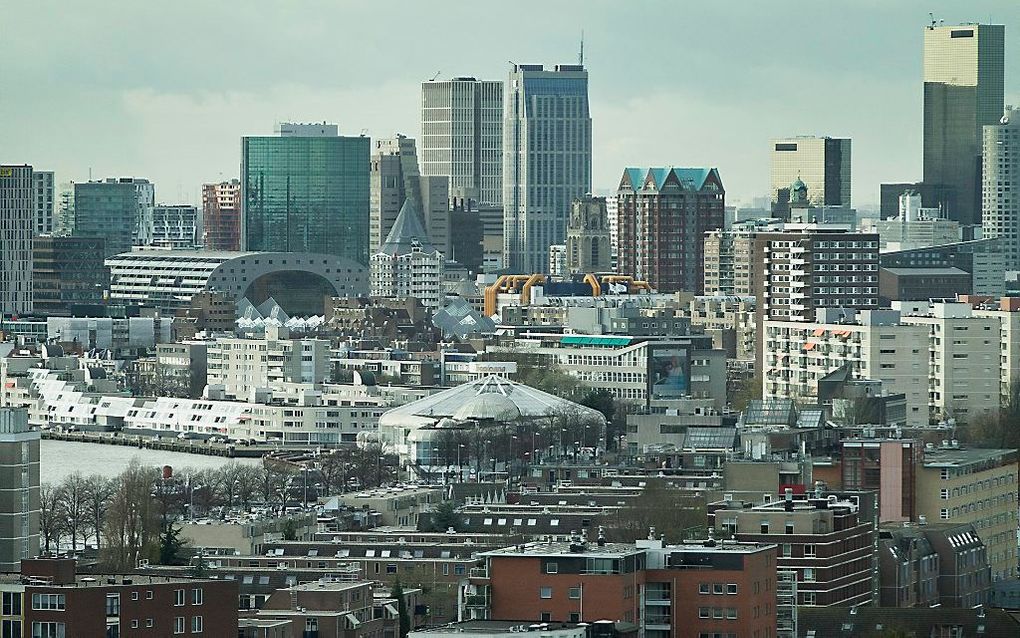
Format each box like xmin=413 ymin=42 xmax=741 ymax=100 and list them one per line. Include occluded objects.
xmin=579 ymin=29 xmax=584 ymax=66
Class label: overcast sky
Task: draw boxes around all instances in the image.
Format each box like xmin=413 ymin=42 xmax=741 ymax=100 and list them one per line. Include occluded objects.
xmin=2 ymin=1 xmax=1019 ymax=207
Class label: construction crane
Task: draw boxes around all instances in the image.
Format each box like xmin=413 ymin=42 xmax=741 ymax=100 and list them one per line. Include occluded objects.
xmin=429 ymin=70 xmax=440 ymax=82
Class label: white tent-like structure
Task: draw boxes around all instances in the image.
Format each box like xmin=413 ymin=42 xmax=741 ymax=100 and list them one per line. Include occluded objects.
xmin=377 ymin=375 xmax=605 ymax=465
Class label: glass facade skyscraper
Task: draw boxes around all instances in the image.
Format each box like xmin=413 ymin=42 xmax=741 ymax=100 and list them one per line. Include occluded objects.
xmin=73 ymin=177 xmax=154 ymax=258
xmin=769 ymin=136 xmax=851 ymax=218
xmin=242 ymin=124 xmax=370 ymax=265
xmin=923 ymin=23 xmax=1004 ymax=230
xmin=503 ymin=64 xmax=591 ymax=273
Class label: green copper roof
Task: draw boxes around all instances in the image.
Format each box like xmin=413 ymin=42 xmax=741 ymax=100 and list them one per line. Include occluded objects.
xmin=621 ymin=167 xmax=719 ymax=192
xmin=560 ymin=335 xmax=634 ymax=347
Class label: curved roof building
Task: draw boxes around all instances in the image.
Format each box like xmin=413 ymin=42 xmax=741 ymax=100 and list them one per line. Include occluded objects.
xmin=106 ymin=249 xmax=367 ymax=316
xmin=378 ymin=375 xmax=606 ymax=462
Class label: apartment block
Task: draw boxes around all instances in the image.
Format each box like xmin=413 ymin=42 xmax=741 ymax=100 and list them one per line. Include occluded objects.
xmin=915 ymin=444 xmax=1018 ymax=582
xmin=709 ymin=490 xmax=878 ymax=607
xmin=896 ymin=302 xmax=999 ymax=422
xmin=202 ymin=180 xmax=241 ymax=251
xmin=762 ymin=310 xmax=930 ymax=426
xmin=0 ymin=165 xmax=34 ymax=316
xmin=206 ymin=327 xmax=330 ymax=401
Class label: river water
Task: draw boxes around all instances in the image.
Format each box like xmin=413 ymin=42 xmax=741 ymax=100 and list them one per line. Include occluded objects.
xmin=40 ymin=439 xmax=260 ymax=485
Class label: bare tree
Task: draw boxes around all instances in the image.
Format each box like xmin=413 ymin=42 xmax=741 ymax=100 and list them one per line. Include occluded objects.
xmin=258 ymin=465 xmax=292 ymax=513
xmin=82 ymin=474 xmax=115 ymax=550
xmin=102 ymin=461 xmax=162 ymax=571
xmin=235 ymin=465 xmax=262 ymax=511
xmin=39 ymin=483 xmax=66 ymax=554
xmin=318 ymin=448 xmax=354 ymax=495
xmin=57 ymin=473 xmax=90 ymax=552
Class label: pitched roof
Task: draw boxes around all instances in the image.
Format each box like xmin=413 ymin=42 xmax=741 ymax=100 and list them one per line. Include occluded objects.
xmin=377 ymin=199 xmax=438 ymax=256
xmin=620 ymin=167 xmax=720 ymax=192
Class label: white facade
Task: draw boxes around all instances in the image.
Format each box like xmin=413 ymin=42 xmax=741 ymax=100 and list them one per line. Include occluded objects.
xmin=421 ymin=77 xmax=503 ymax=206
xmin=32 ymin=170 xmax=55 ymax=236
xmin=206 ymin=327 xmax=330 ymax=401
xmin=370 ymin=246 xmax=445 ymax=309
xmin=503 ymin=64 xmax=591 ymax=273
xmin=47 ymin=316 xmax=172 ymax=351
xmin=152 ymin=204 xmax=201 ymax=248
xmin=982 ymin=107 xmax=1020 ymax=270
xmin=547 ymin=244 xmax=566 ymax=276
xmin=606 ymin=195 xmax=619 ymax=267
xmin=897 ymin=302 xmax=1000 ymax=422
xmin=0 ymin=165 xmax=34 ymax=315
xmin=762 ymin=310 xmax=930 ymax=426
xmin=972 ymin=303 xmax=1020 ymax=401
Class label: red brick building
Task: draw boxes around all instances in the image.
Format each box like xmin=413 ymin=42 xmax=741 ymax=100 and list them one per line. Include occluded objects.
xmin=202 ymin=180 xmax=242 ymax=251
xmin=470 ymin=535 xmax=777 ymax=638
xmin=616 ymin=167 xmax=725 ymax=294
xmin=0 ymin=558 xmax=237 ymax=638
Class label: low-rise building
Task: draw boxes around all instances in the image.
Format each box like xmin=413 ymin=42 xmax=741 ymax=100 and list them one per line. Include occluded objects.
xmin=470 ymin=536 xmax=777 ymax=638
xmin=181 ymin=511 xmax=317 ymax=556
xmin=0 ymin=558 xmax=237 ymax=638
xmin=207 ymin=327 xmax=330 ymax=401
xmin=329 ymin=487 xmax=443 ymax=527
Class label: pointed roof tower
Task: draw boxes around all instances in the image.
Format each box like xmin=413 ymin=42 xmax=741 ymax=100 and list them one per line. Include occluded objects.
xmin=377 ymin=199 xmax=438 ymax=256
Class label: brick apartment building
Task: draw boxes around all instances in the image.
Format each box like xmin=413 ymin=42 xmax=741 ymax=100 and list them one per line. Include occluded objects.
xmin=708 ymin=490 xmax=878 ymax=607
xmin=0 ymin=558 xmax=237 ymax=638
xmin=469 ymin=534 xmax=777 ymax=638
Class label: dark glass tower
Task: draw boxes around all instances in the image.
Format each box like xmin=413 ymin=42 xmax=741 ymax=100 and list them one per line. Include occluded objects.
xmin=923 ymin=23 xmax=1004 ymax=230
xmin=242 ymin=123 xmax=370 ymax=265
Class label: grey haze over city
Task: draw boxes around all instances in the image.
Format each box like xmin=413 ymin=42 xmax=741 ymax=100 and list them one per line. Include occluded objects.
xmin=3 ymin=0 xmax=1020 ymax=206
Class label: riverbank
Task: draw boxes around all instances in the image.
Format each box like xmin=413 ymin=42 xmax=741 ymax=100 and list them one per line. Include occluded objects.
xmin=41 ymin=430 xmax=270 ymax=458
xmin=40 ymin=438 xmax=260 ymax=484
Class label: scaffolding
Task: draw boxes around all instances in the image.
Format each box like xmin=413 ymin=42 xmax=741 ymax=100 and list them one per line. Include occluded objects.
xmin=776 ymin=569 xmax=798 ymax=638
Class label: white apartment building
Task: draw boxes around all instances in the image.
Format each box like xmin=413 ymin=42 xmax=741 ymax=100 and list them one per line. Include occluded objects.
xmin=763 ymin=309 xmax=930 ymax=426
xmin=370 ymin=200 xmax=445 ymax=309
xmin=972 ymin=298 xmax=1020 ymax=401
xmin=896 ymin=302 xmax=1000 ymax=422
xmin=206 ymin=326 xmax=330 ymax=401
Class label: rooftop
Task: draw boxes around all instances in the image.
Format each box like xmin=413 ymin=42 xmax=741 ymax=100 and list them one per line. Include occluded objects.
xmin=921 ymin=446 xmax=1017 ymax=468
xmin=479 ymin=541 xmax=641 ymax=559
xmin=411 ymin=620 xmax=594 ymax=635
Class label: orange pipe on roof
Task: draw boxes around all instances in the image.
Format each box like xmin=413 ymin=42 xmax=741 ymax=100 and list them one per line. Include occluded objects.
xmin=520 ymin=274 xmax=546 ymax=304
xmin=583 ymin=273 xmax=602 ymax=297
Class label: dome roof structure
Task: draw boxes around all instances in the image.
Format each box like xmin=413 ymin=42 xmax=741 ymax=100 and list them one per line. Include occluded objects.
xmin=379 ymin=374 xmax=605 ymax=431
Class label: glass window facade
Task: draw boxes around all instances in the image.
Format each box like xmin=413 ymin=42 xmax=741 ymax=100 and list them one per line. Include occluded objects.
xmin=242 ymin=134 xmax=370 ymax=265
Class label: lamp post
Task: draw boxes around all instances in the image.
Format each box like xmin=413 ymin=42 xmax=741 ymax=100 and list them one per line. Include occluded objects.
xmin=457 ymin=444 xmax=465 ymax=482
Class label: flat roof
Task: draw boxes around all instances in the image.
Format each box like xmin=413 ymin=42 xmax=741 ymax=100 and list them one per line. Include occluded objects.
xmin=479 ymin=541 xmax=641 ymax=559
xmin=412 ymin=620 xmax=592 ymax=635
xmin=921 ymin=446 xmax=1016 ymax=468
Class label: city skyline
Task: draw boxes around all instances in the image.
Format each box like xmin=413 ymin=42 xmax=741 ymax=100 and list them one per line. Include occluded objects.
xmin=3 ymin=1 xmax=1020 ymax=207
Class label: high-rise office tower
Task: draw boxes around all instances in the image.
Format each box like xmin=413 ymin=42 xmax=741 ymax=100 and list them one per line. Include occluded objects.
xmin=0 ymin=165 xmax=34 ymax=315
xmin=503 ymin=63 xmax=591 ymax=273
xmin=616 ymin=167 xmax=725 ymax=294
xmin=370 ymin=136 xmax=450 ymax=255
xmin=923 ymin=22 xmax=1005 ymax=230
xmin=982 ymin=107 xmax=1020 ymax=270
xmin=0 ymin=408 xmax=40 ymax=572
xmin=770 ymin=136 xmax=851 ymax=218
xmin=202 ymin=179 xmax=242 ymax=251
xmin=242 ymin=122 xmax=370 ymax=265
xmin=421 ymin=77 xmax=503 ymax=205
xmin=56 ymin=181 xmax=75 ymax=236
xmin=32 ymin=170 xmax=55 ymax=236
xmin=73 ymin=177 xmax=155 ymax=257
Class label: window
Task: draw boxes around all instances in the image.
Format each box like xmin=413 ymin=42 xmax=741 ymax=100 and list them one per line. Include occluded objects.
xmin=713 ymin=584 xmax=725 ymax=594
xmin=803 ymin=592 xmax=816 ymax=605
xmin=569 ymin=613 xmax=580 ymax=623
xmin=540 ymin=587 xmax=552 ymax=599
xmin=191 ymin=616 xmax=203 ymax=633
xmin=782 ymin=544 xmax=792 ymax=557
xmin=699 ymin=583 xmax=710 ymax=594
xmin=727 ymin=584 xmax=738 ymax=594
xmin=803 ymin=568 xmax=816 ymax=582
xmin=568 ymin=587 xmax=581 ymax=600
xmin=146 ymin=620 xmax=153 ymax=628
xmin=726 ymin=608 xmax=737 ymax=619
xmin=30 ymin=622 xmax=65 ymax=638
xmin=699 ymin=607 xmax=710 ymax=619
xmin=105 ymin=593 xmax=120 ymax=617
xmin=130 ymin=592 xmax=139 ymax=601
xmin=2 ymin=620 xmax=22 ymax=638
xmin=540 ymin=613 xmax=551 ymax=622
xmin=785 ymin=522 xmax=795 ymax=534
xmin=174 ymin=617 xmax=185 ymax=634
xmin=131 ymin=621 xmax=138 ymax=629
xmin=804 ymin=545 xmax=816 ymax=557
xmin=2 ymin=592 xmax=21 ymax=616
xmin=760 ymin=521 xmax=769 ymax=534
xmin=31 ymin=594 xmax=65 ymax=611
xmin=545 ymin=562 xmax=558 ymax=574
xmin=191 ymin=588 xmax=203 ymax=605
xmin=174 ymin=589 xmax=185 ymax=606
xmin=146 ymin=591 xmax=153 ymax=600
